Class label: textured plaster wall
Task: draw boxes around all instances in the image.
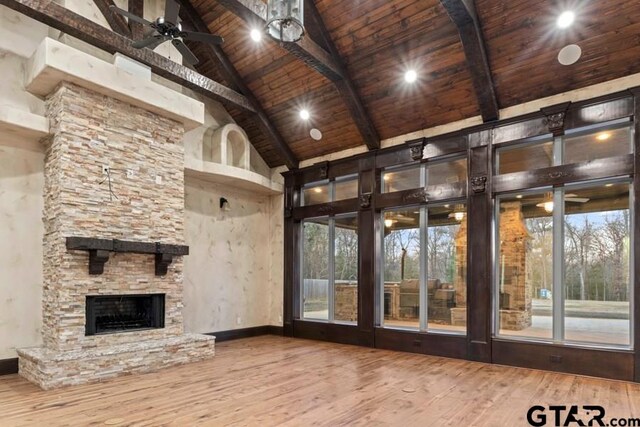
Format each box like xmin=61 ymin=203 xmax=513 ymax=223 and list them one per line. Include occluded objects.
xmin=0 ymin=145 xmax=44 ymax=359
xmin=183 ymin=179 xmax=281 ymax=333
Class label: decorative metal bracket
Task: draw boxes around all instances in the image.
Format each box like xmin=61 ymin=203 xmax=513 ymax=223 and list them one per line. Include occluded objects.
xmin=406 ymin=137 xmax=426 ymax=161
xmin=359 ymin=192 xmax=372 ymax=209
xmin=66 ymin=237 xmax=189 ymax=277
xmin=541 ymin=102 xmax=571 ymax=136
xmin=471 ymin=176 xmax=487 ymax=193
xmin=317 ymin=161 xmax=329 ymax=180
xmin=402 ymin=188 xmax=429 ymax=204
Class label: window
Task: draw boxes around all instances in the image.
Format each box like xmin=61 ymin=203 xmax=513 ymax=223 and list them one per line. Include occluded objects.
xmin=496 ymin=121 xmax=633 ymax=175
xmin=496 ymin=140 xmax=554 ymax=174
xmin=563 ymin=182 xmax=631 ymax=346
xmin=564 ymin=124 xmax=632 ymax=165
xmin=381 ymin=204 xmax=467 ymax=333
xmin=302 ymin=183 xmax=330 ymax=206
xmin=302 ymin=219 xmax=329 ymax=320
xmin=494 ymin=122 xmax=634 ymax=348
xmin=302 ymin=215 xmax=358 ymax=323
xmin=495 ymin=182 xmax=632 ymax=347
xmin=496 ymin=191 xmax=553 ymax=340
xmin=382 ymin=157 xmax=467 ymax=193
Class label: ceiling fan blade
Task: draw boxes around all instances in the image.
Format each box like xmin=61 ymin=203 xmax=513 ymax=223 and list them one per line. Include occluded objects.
xmin=109 ymin=5 xmax=152 ymax=26
xmin=164 ymin=0 xmax=180 ymax=24
xmin=566 ymin=197 xmax=590 ymax=203
xmin=180 ymin=31 xmax=224 ymax=45
xmin=132 ymin=35 xmax=165 ymax=49
xmin=172 ymin=39 xmax=199 ymax=65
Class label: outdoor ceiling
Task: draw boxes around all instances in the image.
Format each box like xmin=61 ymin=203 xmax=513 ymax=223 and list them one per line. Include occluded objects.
xmin=190 ymin=0 xmax=640 ymax=167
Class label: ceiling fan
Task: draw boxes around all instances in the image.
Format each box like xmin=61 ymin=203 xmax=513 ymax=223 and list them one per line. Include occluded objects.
xmin=109 ymin=0 xmax=223 ymax=65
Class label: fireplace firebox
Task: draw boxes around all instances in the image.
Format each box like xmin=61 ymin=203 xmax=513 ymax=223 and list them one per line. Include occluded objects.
xmin=85 ymin=294 xmax=165 ymax=336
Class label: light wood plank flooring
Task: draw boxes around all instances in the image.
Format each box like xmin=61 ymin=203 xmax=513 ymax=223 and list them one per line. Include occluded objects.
xmin=1 ymin=336 xmax=639 ymax=426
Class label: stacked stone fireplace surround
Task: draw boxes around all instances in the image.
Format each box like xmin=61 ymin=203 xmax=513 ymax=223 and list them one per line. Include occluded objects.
xmin=17 ymin=83 xmax=215 ymax=390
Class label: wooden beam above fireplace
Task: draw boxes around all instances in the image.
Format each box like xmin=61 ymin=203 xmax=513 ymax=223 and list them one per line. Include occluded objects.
xmin=66 ymin=237 xmax=189 ymax=276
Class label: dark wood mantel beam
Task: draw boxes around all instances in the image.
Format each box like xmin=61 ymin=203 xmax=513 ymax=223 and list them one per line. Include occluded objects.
xmin=92 ymin=0 xmax=131 ymax=37
xmin=215 ymin=0 xmax=343 ymax=81
xmin=0 ymin=0 xmax=255 ymax=113
xmin=304 ymin=0 xmax=379 ymax=150
xmin=440 ymin=0 xmax=499 ymax=122
xmin=177 ymin=0 xmax=299 ymax=169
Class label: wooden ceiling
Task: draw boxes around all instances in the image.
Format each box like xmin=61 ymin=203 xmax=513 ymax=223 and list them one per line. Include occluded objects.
xmin=186 ymin=0 xmax=640 ymax=167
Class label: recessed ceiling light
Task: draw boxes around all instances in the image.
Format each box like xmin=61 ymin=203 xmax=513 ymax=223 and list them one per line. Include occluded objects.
xmin=558 ymin=44 xmax=581 ymax=66
xmin=313 ymin=187 xmax=322 ymax=193
xmin=516 ymin=195 xmax=523 ymax=199
xmin=383 ymin=174 xmax=391 ymax=181
xmin=596 ymin=132 xmax=611 ymax=141
xmin=605 ymin=183 xmax=614 ymax=187
xmin=250 ymin=28 xmax=262 ymax=42
xmin=557 ymin=11 xmax=575 ymax=29
xmin=310 ymin=128 xmax=322 ymax=140
xmin=404 ymin=69 xmax=417 ymax=83
xmin=299 ymin=109 xmax=310 ymax=120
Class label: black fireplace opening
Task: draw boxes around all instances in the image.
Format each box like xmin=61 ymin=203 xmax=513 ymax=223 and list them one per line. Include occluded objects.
xmin=85 ymin=294 xmax=165 ymax=336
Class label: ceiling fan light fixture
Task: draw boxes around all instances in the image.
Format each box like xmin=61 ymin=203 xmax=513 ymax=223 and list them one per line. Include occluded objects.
xmin=266 ymin=0 xmax=305 ymax=43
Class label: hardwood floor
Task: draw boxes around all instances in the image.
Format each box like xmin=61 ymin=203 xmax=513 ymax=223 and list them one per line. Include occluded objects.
xmin=1 ymin=336 xmax=639 ymax=426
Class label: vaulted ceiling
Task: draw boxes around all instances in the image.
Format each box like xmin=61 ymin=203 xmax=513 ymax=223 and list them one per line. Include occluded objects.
xmin=71 ymin=0 xmax=640 ymax=167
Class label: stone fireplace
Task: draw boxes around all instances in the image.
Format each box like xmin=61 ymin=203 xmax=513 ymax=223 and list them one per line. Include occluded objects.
xmin=17 ymin=42 xmax=216 ymax=389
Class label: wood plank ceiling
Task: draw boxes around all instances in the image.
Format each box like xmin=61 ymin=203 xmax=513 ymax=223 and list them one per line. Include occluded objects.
xmin=188 ymin=0 xmax=640 ymax=167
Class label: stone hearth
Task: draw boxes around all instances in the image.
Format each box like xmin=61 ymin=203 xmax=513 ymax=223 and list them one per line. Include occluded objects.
xmin=17 ymin=64 xmax=215 ymax=389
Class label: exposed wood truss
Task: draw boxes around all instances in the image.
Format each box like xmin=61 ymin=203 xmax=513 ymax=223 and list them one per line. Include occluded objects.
xmin=440 ymin=0 xmax=499 ymax=122
xmin=215 ymin=0 xmax=341 ymax=79
xmin=0 ymin=0 xmax=255 ymax=112
xmin=128 ymin=0 xmax=144 ymax=41
xmin=177 ymin=0 xmax=299 ymax=169
xmin=92 ymin=0 xmax=131 ymax=37
xmin=304 ymin=0 xmax=379 ymax=150
xmin=216 ymin=0 xmax=380 ymax=150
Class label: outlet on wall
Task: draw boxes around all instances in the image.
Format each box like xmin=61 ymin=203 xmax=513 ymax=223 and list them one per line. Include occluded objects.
xmin=102 ymin=165 xmax=110 ymax=174
xmin=278 ymin=315 xmax=282 ymax=323
xmin=236 ymin=316 xmax=242 ymax=325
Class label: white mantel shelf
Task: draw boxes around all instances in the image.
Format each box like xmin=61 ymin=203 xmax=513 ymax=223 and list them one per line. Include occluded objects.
xmin=0 ymin=106 xmax=49 ymax=146
xmin=25 ymin=38 xmax=205 ymax=131
xmin=185 ymin=157 xmax=283 ymax=195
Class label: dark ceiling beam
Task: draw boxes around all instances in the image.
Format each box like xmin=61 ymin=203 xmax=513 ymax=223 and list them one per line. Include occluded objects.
xmin=215 ymin=0 xmax=342 ymax=81
xmin=92 ymin=0 xmax=131 ymax=37
xmin=0 ymin=0 xmax=255 ymax=113
xmin=177 ymin=0 xmax=299 ymax=169
xmin=440 ymin=0 xmax=499 ymax=122
xmin=128 ymin=0 xmax=144 ymax=41
xmin=304 ymin=0 xmax=379 ymax=150
xmin=215 ymin=0 xmax=380 ymax=150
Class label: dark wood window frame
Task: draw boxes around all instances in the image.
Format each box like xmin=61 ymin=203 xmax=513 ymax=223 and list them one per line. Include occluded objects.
xmin=283 ymin=88 xmax=640 ymax=381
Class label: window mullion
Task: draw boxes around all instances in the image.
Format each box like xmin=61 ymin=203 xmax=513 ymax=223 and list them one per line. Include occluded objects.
xmin=420 ymin=206 xmax=428 ymax=331
xmin=328 ymin=217 xmax=336 ymax=323
xmin=552 ymin=188 xmax=565 ymax=342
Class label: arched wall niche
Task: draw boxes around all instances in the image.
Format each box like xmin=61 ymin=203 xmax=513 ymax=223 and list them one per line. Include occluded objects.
xmin=203 ymin=123 xmax=251 ymax=170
